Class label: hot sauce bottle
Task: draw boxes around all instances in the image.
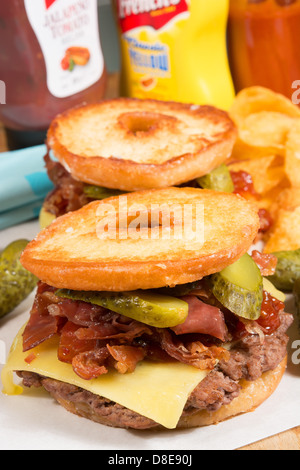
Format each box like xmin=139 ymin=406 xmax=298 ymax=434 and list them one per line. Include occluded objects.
xmin=0 ymin=0 xmax=107 ymax=149
xmin=228 ymin=0 xmax=300 ymax=99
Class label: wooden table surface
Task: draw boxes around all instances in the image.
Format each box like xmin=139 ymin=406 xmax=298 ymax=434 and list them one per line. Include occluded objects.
xmin=0 ymin=73 xmax=299 ymax=450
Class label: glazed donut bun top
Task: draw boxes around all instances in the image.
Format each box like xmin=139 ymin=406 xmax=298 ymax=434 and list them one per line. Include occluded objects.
xmin=47 ymin=98 xmax=237 ymax=191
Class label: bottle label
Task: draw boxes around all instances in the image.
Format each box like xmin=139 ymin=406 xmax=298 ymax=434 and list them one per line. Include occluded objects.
xmin=116 ymin=0 xmax=190 ymax=99
xmin=24 ymin=0 xmax=104 ymax=98
xmin=117 ymin=0 xmax=189 ymax=33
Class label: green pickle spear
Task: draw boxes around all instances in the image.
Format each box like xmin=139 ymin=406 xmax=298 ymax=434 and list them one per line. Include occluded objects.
xmin=83 ymin=184 xmax=125 ymax=200
xmin=0 ymin=239 xmax=37 ymax=319
xmin=211 ymin=253 xmax=263 ymax=320
xmin=197 ymin=164 xmax=234 ymax=193
xmin=155 ymin=281 xmax=202 ymax=297
xmin=267 ymin=249 xmax=300 ymax=291
xmin=56 ymin=289 xmax=189 ymax=328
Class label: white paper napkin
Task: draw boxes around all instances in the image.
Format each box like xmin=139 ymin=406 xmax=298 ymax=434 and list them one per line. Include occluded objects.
xmin=0 ymin=221 xmax=299 ymax=450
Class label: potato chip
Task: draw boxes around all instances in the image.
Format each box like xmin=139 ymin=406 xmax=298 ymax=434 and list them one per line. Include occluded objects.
xmin=239 ymin=112 xmax=294 ymax=150
xmin=285 ymin=119 xmax=300 ymax=188
xmin=257 ymin=178 xmax=290 ymax=212
xmin=269 ymin=186 xmax=300 ymax=219
xmin=258 ymin=193 xmax=275 ymax=212
xmin=230 ymin=137 xmax=284 ymax=162
xmin=229 ymin=86 xmax=300 ymax=253
xmin=230 ymin=86 xmax=300 ymax=127
xmin=228 ymin=155 xmax=285 ymax=195
xmin=264 ymin=206 xmax=300 ymax=253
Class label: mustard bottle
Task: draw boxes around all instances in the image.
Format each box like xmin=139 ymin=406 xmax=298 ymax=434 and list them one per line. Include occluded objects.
xmin=113 ymin=0 xmax=235 ymax=110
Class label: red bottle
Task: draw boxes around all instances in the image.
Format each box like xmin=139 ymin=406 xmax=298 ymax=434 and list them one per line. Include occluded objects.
xmin=0 ymin=0 xmax=107 ymax=149
xmin=228 ymin=0 xmax=300 ymax=100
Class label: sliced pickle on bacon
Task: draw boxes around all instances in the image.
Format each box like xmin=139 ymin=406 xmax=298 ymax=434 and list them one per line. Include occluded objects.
xmin=211 ymin=253 xmax=263 ymax=320
xmin=83 ymin=184 xmax=125 ymax=200
xmin=197 ymin=164 xmax=234 ymax=193
xmin=267 ymin=249 xmax=300 ymax=291
xmin=155 ymin=280 xmax=202 ymax=297
xmin=56 ymin=289 xmax=189 ymax=328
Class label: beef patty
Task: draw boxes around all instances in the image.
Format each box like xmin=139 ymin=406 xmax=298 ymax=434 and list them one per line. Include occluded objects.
xmin=17 ymin=312 xmax=293 ymax=430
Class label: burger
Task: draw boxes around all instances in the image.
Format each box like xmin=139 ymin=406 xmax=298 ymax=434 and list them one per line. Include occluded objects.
xmin=2 ymin=187 xmax=292 ymax=430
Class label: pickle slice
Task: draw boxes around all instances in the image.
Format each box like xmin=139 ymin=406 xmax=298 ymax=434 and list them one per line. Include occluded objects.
xmin=83 ymin=184 xmax=125 ymax=200
xmin=0 ymin=240 xmax=37 ymax=319
xmin=267 ymin=249 xmax=300 ymax=291
xmin=211 ymin=253 xmax=263 ymax=320
xmin=155 ymin=281 xmax=202 ymax=297
xmin=56 ymin=289 xmax=189 ymax=328
xmin=197 ymin=164 xmax=234 ymax=193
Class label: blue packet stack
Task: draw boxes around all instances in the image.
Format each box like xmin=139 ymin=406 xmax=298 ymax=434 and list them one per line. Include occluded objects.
xmin=0 ymin=145 xmax=54 ymax=230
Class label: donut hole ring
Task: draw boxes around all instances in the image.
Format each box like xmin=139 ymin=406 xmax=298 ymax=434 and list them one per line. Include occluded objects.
xmin=118 ymin=112 xmax=171 ymax=136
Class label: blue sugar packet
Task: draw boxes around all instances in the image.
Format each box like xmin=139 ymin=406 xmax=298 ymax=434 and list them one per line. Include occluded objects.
xmin=0 ymin=145 xmax=54 ymax=228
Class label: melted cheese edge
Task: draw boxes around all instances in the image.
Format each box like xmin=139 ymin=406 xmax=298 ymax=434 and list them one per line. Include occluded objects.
xmin=1 ymin=324 xmax=209 ymax=429
xmin=263 ymin=278 xmax=286 ymax=302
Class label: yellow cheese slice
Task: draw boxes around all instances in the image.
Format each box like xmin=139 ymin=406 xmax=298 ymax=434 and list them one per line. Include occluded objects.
xmin=263 ymin=278 xmax=286 ymax=302
xmin=1 ymin=324 xmax=209 ymax=429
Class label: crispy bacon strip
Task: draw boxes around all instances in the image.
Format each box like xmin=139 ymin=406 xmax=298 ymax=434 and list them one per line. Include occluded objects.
xmin=72 ymin=348 xmax=110 ymax=380
xmin=52 ymin=299 xmax=152 ymax=342
xmin=107 ymin=345 xmax=146 ymax=374
xmin=23 ymin=282 xmax=284 ymax=381
xmin=57 ymin=321 xmax=98 ymax=364
xmin=157 ymin=329 xmax=229 ymax=371
xmin=44 ymin=152 xmax=89 ymax=217
xmin=171 ymin=295 xmax=227 ymax=341
xmin=75 ymin=321 xmax=152 ymax=342
xmin=49 ymin=298 xmax=108 ymax=327
xmin=23 ymin=314 xmax=62 ymax=352
xmin=251 ymin=250 xmax=277 ymax=276
xmin=23 ymin=283 xmax=65 ymax=352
